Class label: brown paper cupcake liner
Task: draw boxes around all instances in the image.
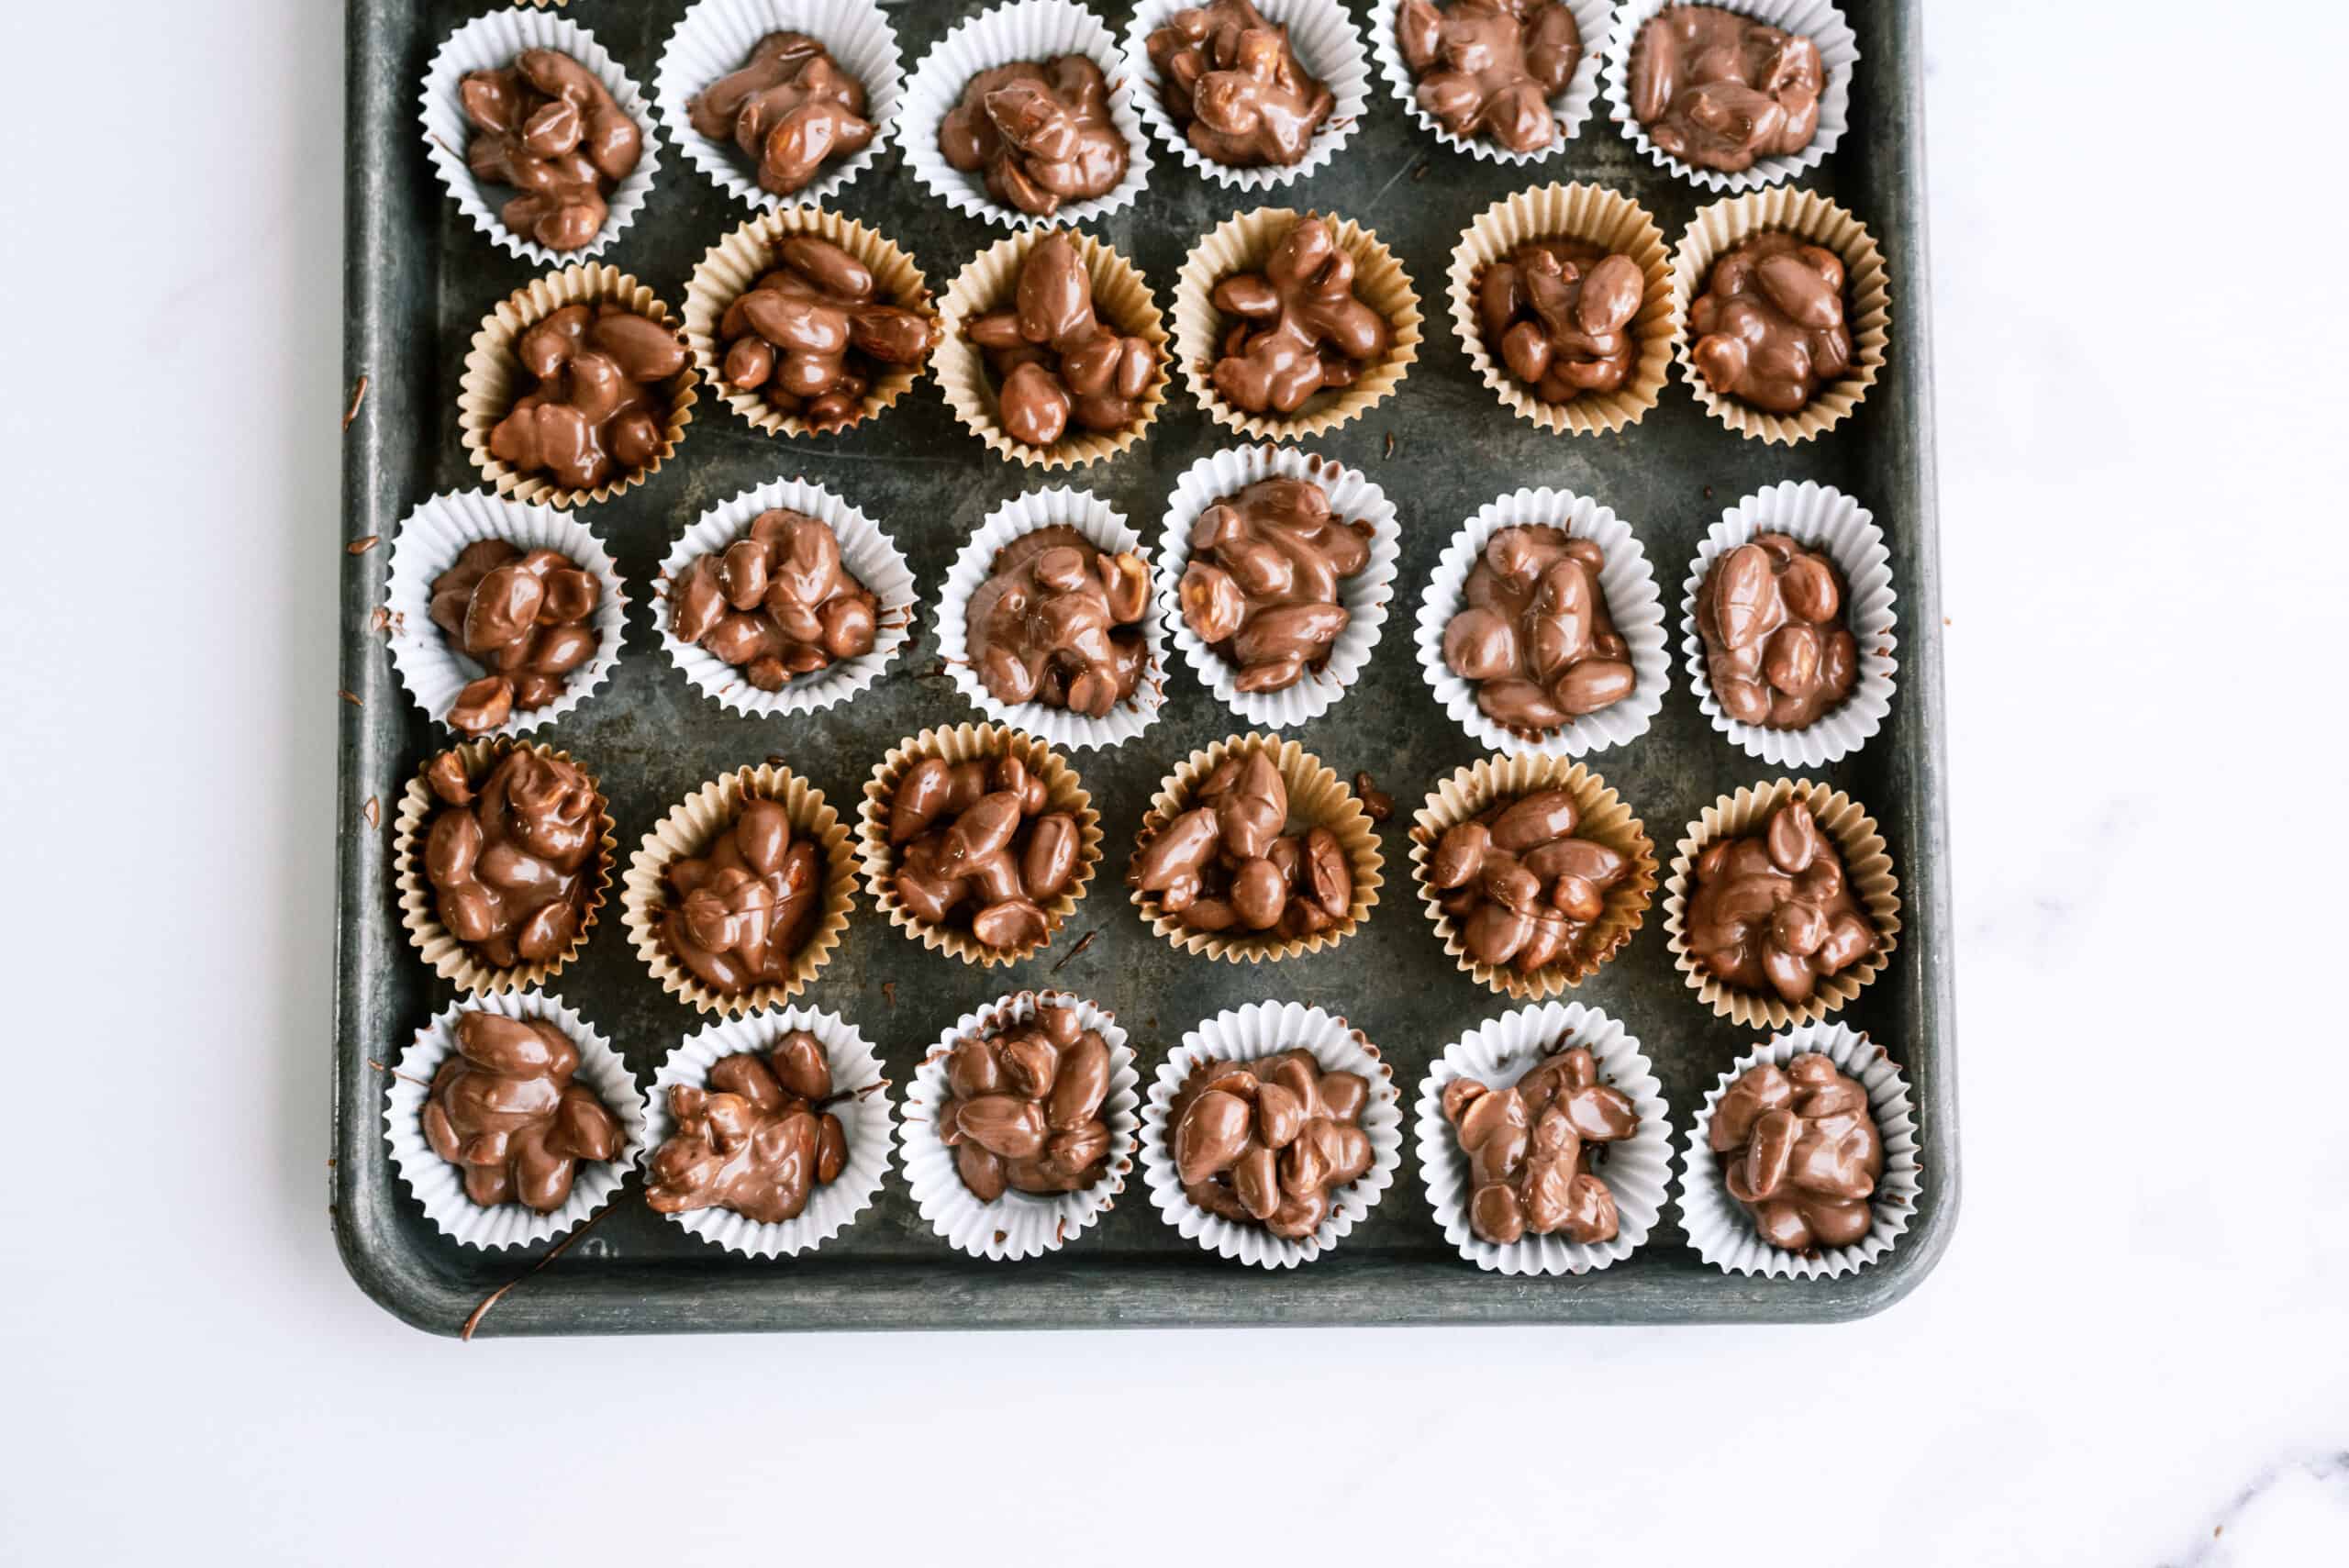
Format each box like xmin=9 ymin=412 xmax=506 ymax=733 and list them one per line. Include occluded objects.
xmin=683 ymin=207 xmax=938 ymax=440
xmin=1174 ymin=206 xmax=1422 ymax=443
xmin=1448 ymin=183 xmax=1677 ymax=437
xmin=856 ymin=723 xmax=1104 ymax=968
xmin=1669 ymin=189 xmax=1890 ymax=446
xmin=936 ymin=228 xmax=1170 ymax=470
xmin=1661 ymin=777 xmax=1902 ymax=1029
xmin=392 ymin=737 xmax=617 ymax=996
xmin=1408 ymin=756 xmax=1656 ymax=999
xmin=620 ymin=763 xmax=858 ymax=1016
xmin=458 ymin=262 xmax=697 ymax=507
xmin=1128 ymin=733 xmax=1384 ymax=963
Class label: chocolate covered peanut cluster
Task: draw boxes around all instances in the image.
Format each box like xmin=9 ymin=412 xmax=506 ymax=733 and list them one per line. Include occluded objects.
xmin=1145 ymin=1 xmax=1335 ymax=168
xmin=1443 ymin=1041 xmax=1635 ymax=1246
xmin=1628 ymin=4 xmax=1823 ymax=173
xmin=669 ymin=508 xmax=877 ymax=691
xmin=1687 ymin=232 xmax=1852 ymax=415
xmin=1132 ymin=749 xmax=1353 ymax=941
xmin=1396 ymin=0 xmax=1581 ymax=152
xmin=488 ymin=302 xmax=686 ymax=491
xmin=1176 ymin=476 xmax=1373 ymax=695
xmin=1709 ymin=1052 xmax=1881 ymax=1251
xmin=934 ymin=1004 xmax=1117 ymax=1200
xmin=1695 ymin=530 xmax=1855 ymax=728
xmin=1442 ymin=525 xmax=1635 ymax=732
xmin=686 ymin=32 xmax=874 ymax=198
xmin=422 ymin=748 xmax=604 ymax=971
xmin=1170 ymin=1050 xmax=1375 ymax=1239
xmin=1426 ymin=788 xmax=1634 ymax=975
xmin=461 ymin=50 xmax=643 ymax=251
xmin=1210 ymin=217 xmax=1392 ymax=416
xmin=1684 ymin=797 xmax=1875 ymax=1006
xmin=429 ymin=539 xmax=603 ymax=734
xmin=886 ymin=750 xmax=1085 ymax=954
xmin=646 ymin=1033 xmax=852 ymax=1224
xmin=964 ymin=526 xmax=1153 ymax=717
xmin=424 ymin=1009 xmax=622 ymax=1212
xmin=967 ymin=233 xmax=1160 ymax=449
xmin=939 ymin=56 xmax=1130 ymax=217
xmin=1476 ymin=240 xmax=1643 ymax=404
xmin=717 ymin=236 xmax=942 ymax=430
xmin=661 ymin=797 xmax=826 ymax=995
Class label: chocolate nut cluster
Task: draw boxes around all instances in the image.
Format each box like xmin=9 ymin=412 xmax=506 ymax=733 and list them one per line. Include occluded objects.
xmin=423 ymin=748 xmax=604 ymax=971
xmin=425 ymin=1009 xmax=622 ymax=1212
xmin=1709 ymin=1052 xmax=1881 ymax=1251
xmin=662 ymin=797 xmax=826 ymax=995
xmin=489 ymin=303 xmax=686 ymax=491
xmin=939 ymin=57 xmax=1130 ymax=217
xmin=1688 ymin=232 xmax=1852 ymax=415
xmin=429 ymin=539 xmax=604 ymax=734
xmin=461 ymin=50 xmax=643 ymax=252
xmin=1696 ymin=531 xmax=1856 ymax=728
xmin=646 ymin=1034 xmax=852 ymax=1225
xmin=1211 ymin=217 xmax=1392 ymax=416
xmin=669 ymin=508 xmax=878 ymax=692
xmin=1171 ymin=1051 xmax=1375 ymax=1239
xmin=1476 ymin=240 xmax=1643 ymax=404
xmin=1177 ymin=476 xmax=1373 ymax=695
xmin=935 ymin=1004 xmax=1117 ymax=1199
xmin=887 ymin=751 xmax=1085 ymax=954
xmin=1145 ymin=1 xmax=1335 ymax=168
xmin=1428 ymin=789 xmax=1634 ymax=975
xmin=1133 ymin=750 xmax=1353 ymax=940
xmin=965 ymin=526 xmax=1153 ymax=717
xmin=968 ymin=233 xmax=1160 ymax=449
xmin=1443 ymin=1041 xmax=1636 ymax=1246
xmin=686 ymin=32 xmax=874 ymax=198
xmin=1443 ymin=526 xmax=1635 ymax=732
xmin=1628 ymin=4 xmax=1823 ymax=173
xmin=1685 ymin=797 xmax=1875 ymax=1006
xmin=718 ymin=236 xmax=942 ymax=430
xmin=1396 ymin=0 xmax=1582 ymax=152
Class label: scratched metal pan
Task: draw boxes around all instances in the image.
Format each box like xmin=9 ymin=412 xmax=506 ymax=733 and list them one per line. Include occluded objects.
xmin=333 ymin=0 xmax=1954 ymax=1334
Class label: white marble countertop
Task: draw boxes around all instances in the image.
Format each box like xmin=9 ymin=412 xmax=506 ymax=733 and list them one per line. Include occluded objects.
xmin=2 ymin=1 xmax=2343 ymax=1562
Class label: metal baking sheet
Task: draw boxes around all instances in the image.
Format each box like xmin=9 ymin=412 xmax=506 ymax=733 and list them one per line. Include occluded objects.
xmin=333 ymin=0 xmax=1955 ymax=1334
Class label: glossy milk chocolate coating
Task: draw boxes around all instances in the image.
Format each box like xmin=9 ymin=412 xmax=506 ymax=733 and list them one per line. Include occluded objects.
xmin=1695 ymin=529 xmax=1855 ymax=728
xmin=1132 ymin=749 xmax=1353 ymax=941
xmin=685 ymin=32 xmax=874 ymax=197
xmin=425 ymin=1009 xmax=622 ymax=1212
xmin=1442 ymin=525 xmax=1635 ymax=732
xmin=934 ymin=1003 xmax=1116 ymax=1199
xmin=886 ymin=750 xmax=1084 ymax=954
xmin=487 ymin=302 xmax=686 ymax=491
xmin=939 ymin=57 xmax=1130 ymax=217
xmin=1145 ymin=1 xmax=1334 ymax=167
xmin=1443 ymin=1041 xmax=1635 ymax=1246
xmin=1210 ymin=216 xmax=1391 ymax=416
xmin=718 ymin=235 xmax=942 ymax=430
xmin=1476 ymin=239 xmax=1643 ymax=403
xmin=645 ymin=1033 xmax=850 ymax=1224
xmin=460 ymin=50 xmax=643 ymax=252
xmin=1627 ymin=4 xmax=1822 ymax=172
xmin=1395 ymin=0 xmax=1581 ymax=151
xmin=1685 ymin=797 xmax=1875 ymax=1006
xmin=1170 ymin=1050 xmax=1375 ymax=1239
xmin=669 ymin=508 xmax=878 ymax=692
xmin=1176 ymin=476 xmax=1373 ymax=695
xmin=661 ymin=797 xmax=826 ymax=995
xmin=967 ymin=233 xmax=1160 ymax=449
xmin=429 ymin=539 xmax=603 ymax=735
xmin=1687 ymin=232 xmax=1852 ymax=416
xmin=965 ymin=525 xmax=1153 ymax=717
xmin=1427 ymin=789 xmax=1633 ymax=974
xmin=1709 ymin=1051 xmax=1880 ymax=1251
xmin=422 ymin=748 xmax=603 ymax=971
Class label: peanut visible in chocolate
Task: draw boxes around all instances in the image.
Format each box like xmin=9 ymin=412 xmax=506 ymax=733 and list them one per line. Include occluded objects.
xmin=661 ymin=797 xmax=826 ymax=996
xmin=1685 ymin=797 xmax=1875 ymax=1006
xmin=964 ymin=525 xmax=1153 ymax=718
xmin=968 ymin=233 xmax=1160 ymax=449
xmin=423 ymin=748 xmax=604 ymax=971
xmin=1145 ymin=1 xmax=1335 ymax=168
xmin=488 ymin=302 xmax=686 ymax=491
xmin=1443 ymin=1041 xmax=1635 ymax=1246
xmin=1210 ymin=216 xmax=1392 ymax=416
xmin=1687 ymin=232 xmax=1852 ymax=415
xmin=1427 ymin=788 xmax=1633 ymax=975
xmin=424 ymin=1009 xmax=622 ymax=1212
xmin=1170 ymin=1049 xmax=1375 ymax=1239
xmin=1442 ymin=525 xmax=1635 ymax=731
xmin=430 ymin=539 xmax=604 ymax=734
xmin=939 ymin=57 xmax=1130 ymax=217
xmin=686 ymin=32 xmax=874 ymax=197
xmin=718 ymin=236 xmax=943 ymax=431
xmin=1178 ymin=476 xmax=1372 ymax=694
xmin=1628 ymin=4 xmax=1822 ymax=173
xmin=934 ymin=1003 xmax=1117 ymax=1200
xmin=887 ymin=750 xmax=1084 ymax=955
xmin=1709 ymin=1051 xmax=1880 ymax=1251
xmin=1132 ymin=749 xmax=1354 ymax=941
xmin=1696 ymin=530 xmax=1855 ymax=728
xmin=669 ymin=508 xmax=878 ymax=692
xmin=1476 ymin=239 xmax=1643 ymax=403
xmin=461 ymin=50 xmax=643 ymax=251
xmin=647 ymin=1035 xmax=851 ymax=1225
xmin=1396 ymin=0 xmax=1581 ymax=151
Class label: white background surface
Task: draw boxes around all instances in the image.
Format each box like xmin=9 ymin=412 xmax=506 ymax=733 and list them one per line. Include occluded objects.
xmin=4 ymin=2 xmax=2344 ymax=1563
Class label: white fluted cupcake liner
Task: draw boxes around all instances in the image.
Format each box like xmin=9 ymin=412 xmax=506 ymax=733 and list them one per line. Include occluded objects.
xmin=1676 ymin=1021 xmax=1919 ymax=1279
xmin=1141 ymin=1001 xmax=1403 ymax=1268
xmin=654 ymin=0 xmax=905 ymax=213
xmin=421 ymin=8 xmax=661 ymax=265
xmin=1680 ymin=479 xmax=1897 ymax=767
xmin=901 ymin=990 xmax=1142 ymax=1261
xmin=935 ymin=487 xmax=1169 ymax=750
xmin=1153 ymin=446 xmax=1401 ymax=728
xmin=1370 ymin=0 xmax=1612 ymax=163
xmin=1123 ymin=0 xmax=1369 ymax=192
xmin=641 ymin=1006 xmax=896 ymax=1258
xmin=1414 ymin=486 xmax=1669 ymax=758
xmin=1601 ymin=0 xmax=1856 ymax=192
xmin=383 ymin=992 xmax=649 ymax=1251
xmin=384 ymin=490 xmax=629 ymax=740
xmin=652 ymin=475 xmax=917 ymax=719
xmin=900 ymin=0 xmax=1153 ymax=229
xmin=1415 ymin=1000 xmax=1671 ymax=1274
